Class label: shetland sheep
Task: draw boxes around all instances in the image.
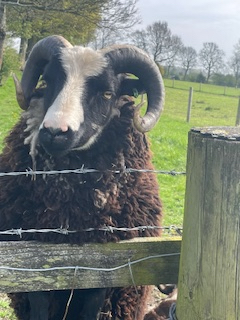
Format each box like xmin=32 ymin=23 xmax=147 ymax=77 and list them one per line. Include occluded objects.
xmin=0 ymin=35 xmax=165 ymax=320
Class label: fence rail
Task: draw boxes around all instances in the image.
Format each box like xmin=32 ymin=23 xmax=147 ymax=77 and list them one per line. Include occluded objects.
xmin=0 ymin=238 xmax=181 ymax=293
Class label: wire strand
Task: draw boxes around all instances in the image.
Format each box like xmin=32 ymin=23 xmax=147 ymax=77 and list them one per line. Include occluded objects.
xmin=0 ymin=225 xmax=183 ymax=237
xmin=0 ymin=167 xmax=186 ymax=178
xmin=0 ymin=253 xmax=180 ymax=273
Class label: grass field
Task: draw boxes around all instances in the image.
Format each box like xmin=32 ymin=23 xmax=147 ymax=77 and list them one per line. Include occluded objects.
xmin=0 ymin=75 xmax=239 ymax=318
xmin=165 ymin=78 xmax=240 ymax=97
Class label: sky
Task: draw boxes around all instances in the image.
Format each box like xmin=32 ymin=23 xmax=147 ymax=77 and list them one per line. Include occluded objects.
xmin=137 ymin=0 xmax=240 ymax=59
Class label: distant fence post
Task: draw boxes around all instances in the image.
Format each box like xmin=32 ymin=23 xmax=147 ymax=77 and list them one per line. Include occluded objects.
xmin=235 ymin=96 xmax=240 ymax=126
xmin=177 ymin=127 xmax=240 ymax=319
xmin=186 ymin=87 xmax=193 ymax=123
xmin=199 ymin=82 xmax=202 ymax=92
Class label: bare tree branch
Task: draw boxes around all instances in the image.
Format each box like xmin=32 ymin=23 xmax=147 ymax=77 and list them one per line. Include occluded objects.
xmin=131 ymin=21 xmax=183 ymax=69
xmin=199 ymin=42 xmax=225 ymax=82
xmin=179 ymin=46 xmax=197 ymax=80
xmin=229 ymin=39 xmax=240 ymax=87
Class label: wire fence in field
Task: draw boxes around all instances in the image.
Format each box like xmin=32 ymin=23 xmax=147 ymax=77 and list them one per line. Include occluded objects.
xmin=165 ymin=78 xmax=240 ymax=97
xmin=0 ymin=166 xmax=184 ymax=237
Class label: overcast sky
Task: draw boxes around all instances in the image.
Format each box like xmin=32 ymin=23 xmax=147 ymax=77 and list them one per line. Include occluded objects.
xmin=137 ymin=0 xmax=240 ymax=59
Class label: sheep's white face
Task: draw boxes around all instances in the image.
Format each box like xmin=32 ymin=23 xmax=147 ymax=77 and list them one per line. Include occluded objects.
xmin=35 ymin=46 xmax=121 ymax=156
xmin=41 ymin=47 xmax=107 ymax=133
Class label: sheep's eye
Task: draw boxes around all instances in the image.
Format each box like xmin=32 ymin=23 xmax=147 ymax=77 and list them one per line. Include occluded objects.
xmin=103 ymin=91 xmax=112 ymax=100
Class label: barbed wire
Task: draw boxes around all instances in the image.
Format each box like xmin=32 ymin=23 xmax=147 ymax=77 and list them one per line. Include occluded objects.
xmin=0 ymin=166 xmax=186 ymax=178
xmin=0 ymin=225 xmax=183 ymax=237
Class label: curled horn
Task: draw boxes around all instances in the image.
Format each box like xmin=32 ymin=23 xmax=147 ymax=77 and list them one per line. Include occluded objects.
xmin=14 ymin=35 xmax=72 ymax=110
xmin=103 ymin=45 xmax=165 ymax=132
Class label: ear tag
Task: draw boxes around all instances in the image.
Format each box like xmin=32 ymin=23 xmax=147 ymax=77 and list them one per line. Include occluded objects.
xmin=133 ymin=88 xmax=139 ymax=98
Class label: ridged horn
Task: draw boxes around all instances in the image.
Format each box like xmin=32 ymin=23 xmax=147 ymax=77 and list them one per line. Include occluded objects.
xmin=102 ymin=45 xmax=165 ymax=132
xmin=13 ymin=73 xmax=27 ymax=110
xmin=16 ymin=35 xmax=72 ymax=110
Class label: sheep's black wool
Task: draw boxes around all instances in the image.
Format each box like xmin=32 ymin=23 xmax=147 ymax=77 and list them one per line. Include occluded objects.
xmin=0 ymin=35 xmax=164 ymax=320
xmin=0 ymin=102 xmax=162 ymax=319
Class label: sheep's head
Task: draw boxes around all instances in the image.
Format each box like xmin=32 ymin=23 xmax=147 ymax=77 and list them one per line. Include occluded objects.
xmin=14 ymin=35 xmax=164 ymax=158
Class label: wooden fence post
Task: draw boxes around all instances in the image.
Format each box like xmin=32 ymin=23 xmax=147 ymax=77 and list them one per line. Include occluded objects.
xmin=235 ymin=96 xmax=240 ymax=126
xmin=177 ymin=127 xmax=240 ymax=319
xmin=199 ymin=82 xmax=202 ymax=92
xmin=186 ymin=87 xmax=193 ymax=123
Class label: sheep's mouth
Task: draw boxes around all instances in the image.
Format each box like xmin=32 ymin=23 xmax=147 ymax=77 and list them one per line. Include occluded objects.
xmin=38 ymin=127 xmax=74 ymax=156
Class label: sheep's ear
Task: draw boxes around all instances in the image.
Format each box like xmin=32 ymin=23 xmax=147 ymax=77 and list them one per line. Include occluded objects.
xmin=119 ymin=78 xmax=146 ymax=98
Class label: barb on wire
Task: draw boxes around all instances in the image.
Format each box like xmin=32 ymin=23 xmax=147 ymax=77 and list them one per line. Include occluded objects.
xmin=0 ymin=225 xmax=183 ymax=238
xmin=0 ymin=166 xmax=186 ymax=178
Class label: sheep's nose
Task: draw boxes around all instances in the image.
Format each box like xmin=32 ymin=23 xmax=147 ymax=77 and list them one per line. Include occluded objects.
xmin=39 ymin=126 xmax=73 ymax=156
xmin=43 ymin=121 xmax=69 ymax=133
xmin=43 ymin=126 xmax=68 ymax=137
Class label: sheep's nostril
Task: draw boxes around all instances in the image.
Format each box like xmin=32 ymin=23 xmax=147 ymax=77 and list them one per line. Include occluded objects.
xmin=39 ymin=126 xmax=73 ymax=156
xmin=43 ymin=126 xmax=69 ymax=137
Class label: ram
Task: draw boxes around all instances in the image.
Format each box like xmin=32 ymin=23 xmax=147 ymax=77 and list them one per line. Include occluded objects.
xmin=0 ymin=35 xmax=165 ymax=320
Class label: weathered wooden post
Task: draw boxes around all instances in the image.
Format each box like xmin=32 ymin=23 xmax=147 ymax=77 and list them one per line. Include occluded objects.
xmin=235 ymin=96 xmax=240 ymax=126
xmin=177 ymin=127 xmax=240 ymax=319
xmin=199 ymin=82 xmax=202 ymax=92
xmin=186 ymin=87 xmax=193 ymax=123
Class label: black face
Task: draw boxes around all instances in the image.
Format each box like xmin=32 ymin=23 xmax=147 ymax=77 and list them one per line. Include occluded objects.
xmin=36 ymin=49 xmax=147 ymax=158
xmin=38 ymin=63 xmax=123 ymax=157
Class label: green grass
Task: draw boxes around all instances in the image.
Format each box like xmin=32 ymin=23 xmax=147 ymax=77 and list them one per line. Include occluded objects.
xmin=165 ymin=78 xmax=240 ymax=97
xmin=147 ymin=79 xmax=238 ymax=226
xmin=148 ymin=116 xmax=189 ymax=226
xmin=0 ymin=294 xmax=16 ymax=320
xmin=0 ymin=77 xmax=20 ymax=146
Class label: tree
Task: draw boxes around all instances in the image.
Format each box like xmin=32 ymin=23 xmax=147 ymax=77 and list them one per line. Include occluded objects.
xmin=7 ymin=3 xmax=99 ymax=66
xmin=0 ymin=43 xmax=20 ymax=84
xmin=87 ymin=0 xmax=140 ymax=49
xmin=229 ymin=39 xmax=240 ymax=87
xmin=129 ymin=29 xmax=148 ymax=52
xmin=164 ymin=35 xmax=183 ymax=76
xmin=179 ymin=46 xmax=197 ymax=80
xmin=199 ymin=42 xmax=225 ymax=82
xmin=1 ymin=0 xmax=139 ymax=67
xmin=0 ymin=3 xmax=6 ymax=70
xmin=131 ymin=21 xmax=183 ymax=68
